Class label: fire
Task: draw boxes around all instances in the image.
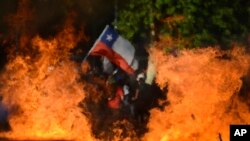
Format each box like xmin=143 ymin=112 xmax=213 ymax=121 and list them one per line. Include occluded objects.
xmin=1 ymin=0 xmax=250 ymax=140
xmin=143 ymin=43 xmax=250 ymax=141
xmin=2 ymin=24 xmax=250 ymax=141
xmin=0 ymin=16 xmax=94 ymax=141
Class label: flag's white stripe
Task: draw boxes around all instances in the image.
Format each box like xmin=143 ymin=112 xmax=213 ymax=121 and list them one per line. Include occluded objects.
xmin=131 ymin=58 xmax=139 ymax=70
xmin=112 ymin=36 xmax=135 ymax=65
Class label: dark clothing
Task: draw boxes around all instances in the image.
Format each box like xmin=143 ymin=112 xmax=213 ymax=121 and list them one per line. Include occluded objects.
xmin=134 ymin=83 xmax=152 ymax=111
xmin=0 ymin=103 xmax=11 ymax=131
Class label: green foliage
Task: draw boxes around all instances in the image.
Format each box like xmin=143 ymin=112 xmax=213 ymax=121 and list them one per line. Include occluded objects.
xmin=116 ymin=0 xmax=250 ymax=48
xmin=115 ymin=0 xmax=155 ymax=42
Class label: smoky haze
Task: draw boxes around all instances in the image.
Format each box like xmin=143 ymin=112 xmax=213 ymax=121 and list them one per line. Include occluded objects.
xmin=0 ymin=0 xmax=116 ymax=69
xmin=0 ymin=0 xmax=115 ymax=39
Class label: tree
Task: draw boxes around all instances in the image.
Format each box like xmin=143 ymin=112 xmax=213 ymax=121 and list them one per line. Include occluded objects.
xmin=115 ymin=0 xmax=156 ymax=43
xmin=116 ymin=0 xmax=250 ymax=48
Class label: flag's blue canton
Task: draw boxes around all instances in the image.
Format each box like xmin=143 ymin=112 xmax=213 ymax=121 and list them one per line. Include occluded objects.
xmin=100 ymin=26 xmax=119 ymax=48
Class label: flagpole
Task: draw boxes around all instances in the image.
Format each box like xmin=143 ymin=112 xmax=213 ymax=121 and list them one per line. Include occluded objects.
xmin=114 ymin=0 xmax=118 ymax=29
xmin=81 ymin=25 xmax=109 ymax=64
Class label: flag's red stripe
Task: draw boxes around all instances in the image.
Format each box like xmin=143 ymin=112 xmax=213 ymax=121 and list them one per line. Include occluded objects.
xmin=90 ymin=42 xmax=134 ymax=75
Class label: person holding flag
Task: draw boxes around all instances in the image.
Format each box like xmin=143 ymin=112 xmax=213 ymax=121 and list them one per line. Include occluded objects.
xmin=82 ymin=25 xmax=140 ymax=116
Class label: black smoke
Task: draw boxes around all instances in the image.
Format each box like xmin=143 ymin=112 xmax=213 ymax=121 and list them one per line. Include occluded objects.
xmin=0 ymin=0 xmax=116 ymax=68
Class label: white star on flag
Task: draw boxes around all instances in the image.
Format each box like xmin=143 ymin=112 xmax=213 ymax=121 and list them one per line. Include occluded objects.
xmin=106 ymin=34 xmax=113 ymax=41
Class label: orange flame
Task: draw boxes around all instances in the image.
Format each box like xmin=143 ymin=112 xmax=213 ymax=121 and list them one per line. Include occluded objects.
xmin=1 ymin=0 xmax=249 ymax=140
xmin=143 ymin=43 xmax=250 ymax=141
xmin=0 ymin=16 xmax=94 ymax=140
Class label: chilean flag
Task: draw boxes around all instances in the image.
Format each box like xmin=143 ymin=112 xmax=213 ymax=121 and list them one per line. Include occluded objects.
xmin=89 ymin=25 xmax=136 ymax=75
